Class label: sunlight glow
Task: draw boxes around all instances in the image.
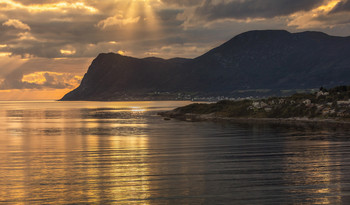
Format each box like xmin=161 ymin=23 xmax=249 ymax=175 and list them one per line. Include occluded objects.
xmin=130 ymin=107 xmax=147 ymax=112
xmin=2 ymin=19 xmax=30 ymax=30
xmin=18 ymin=32 xmax=37 ymax=41
xmin=97 ymin=0 xmax=161 ymax=37
xmin=117 ymin=50 xmax=126 ymax=55
xmin=317 ymin=0 xmax=342 ymax=12
xmin=143 ymin=0 xmax=160 ymax=32
xmin=97 ymin=15 xmax=140 ymax=29
xmin=22 ymin=72 xmax=47 ymax=85
xmin=21 ymin=71 xmax=82 ymax=87
xmin=288 ymin=0 xmax=342 ymax=29
xmin=0 ymin=52 xmax=12 ymax=57
xmin=0 ymin=89 xmax=73 ymax=100
xmin=0 ymin=0 xmax=98 ymax=13
xmin=60 ymin=49 xmax=76 ymax=56
xmin=283 ymin=141 xmax=342 ymax=204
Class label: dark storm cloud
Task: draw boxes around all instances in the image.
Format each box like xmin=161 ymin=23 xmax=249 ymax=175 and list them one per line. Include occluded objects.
xmin=194 ymin=0 xmax=324 ymax=20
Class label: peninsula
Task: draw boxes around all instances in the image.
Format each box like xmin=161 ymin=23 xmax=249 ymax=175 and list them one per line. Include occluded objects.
xmin=159 ymin=86 xmax=350 ymax=126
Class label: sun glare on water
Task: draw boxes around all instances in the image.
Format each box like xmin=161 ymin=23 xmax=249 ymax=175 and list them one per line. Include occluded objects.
xmin=131 ymin=107 xmax=147 ymax=112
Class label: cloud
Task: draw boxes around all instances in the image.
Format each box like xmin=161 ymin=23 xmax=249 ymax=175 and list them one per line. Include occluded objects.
xmin=1 ymin=0 xmax=347 ymax=60
xmin=330 ymin=0 xmax=350 ymax=13
xmin=160 ymin=0 xmax=203 ymax=7
xmin=21 ymin=71 xmax=82 ymax=89
xmin=0 ymin=0 xmax=350 ymax=98
xmin=97 ymin=15 xmax=141 ymax=29
xmin=0 ymin=71 xmax=82 ymax=90
xmin=287 ymin=0 xmax=350 ymax=29
xmin=0 ymin=52 xmax=12 ymax=57
xmin=144 ymin=43 xmax=214 ymax=58
xmin=0 ymin=0 xmax=98 ymax=13
xmin=0 ymin=56 xmax=91 ymax=90
xmin=193 ymin=0 xmax=323 ymax=21
xmin=0 ymin=0 xmax=349 ymax=67
xmin=60 ymin=45 xmax=76 ymax=56
xmin=3 ymin=19 xmax=31 ymax=30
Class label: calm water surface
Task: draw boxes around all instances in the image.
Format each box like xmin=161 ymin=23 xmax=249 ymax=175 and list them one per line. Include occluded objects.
xmin=1 ymin=101 xmax=350 ymax=204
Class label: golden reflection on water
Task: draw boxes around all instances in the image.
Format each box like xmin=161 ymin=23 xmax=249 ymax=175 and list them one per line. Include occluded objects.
xmin=1 ymin=101 xmax=349 ymax=204
xmin=283 ymin=139 xmax=342 ymax=204
xmin=0 ymin=101 xmax=195 ymax=204
xmin=0 ymin=121 xmax=151 ymax=203
xmin=131 ymin=107 xmax=147 ymax=113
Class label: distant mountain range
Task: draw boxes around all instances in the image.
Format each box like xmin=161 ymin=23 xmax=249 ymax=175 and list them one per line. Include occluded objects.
xmin=61 ymin=30 xmax=350 ymax=101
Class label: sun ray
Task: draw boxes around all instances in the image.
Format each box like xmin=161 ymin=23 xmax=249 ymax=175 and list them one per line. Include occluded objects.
xmin=116 ymin=0 xmax=161 ymax=40
xmin=143 ymin=0 xmax=161 ymax=33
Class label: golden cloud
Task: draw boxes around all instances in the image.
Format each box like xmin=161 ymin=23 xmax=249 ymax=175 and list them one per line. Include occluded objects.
xmin=60 ymin=45 xmax=76 ymax=56
xmin=97 ymin=15 xmax=141 ymax=29
xmin=21 ymin=71 xmax=82 ymax=88
xmin=288 ymin=0 xmax=343 ymax=29
xmin=117 ymin=50 xmax=127 ymax=55
xmin=0 ymin=52 xmax=12 ymax=57
xmin=2 ymin=19 xmax=31 ymax=30
xmin=60 ymin=49 xmax=76 ymax=55
xmin=0 ymin=0 xmax=98 ymax=13
xmin=17 ymin=32 xmax=38 ymax=41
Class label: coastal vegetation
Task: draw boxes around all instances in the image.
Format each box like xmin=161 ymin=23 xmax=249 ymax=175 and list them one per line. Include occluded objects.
xmin=161 ymin=86 xmax=350 ymax=121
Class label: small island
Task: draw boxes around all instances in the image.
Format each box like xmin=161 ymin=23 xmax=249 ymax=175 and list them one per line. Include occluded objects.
xmin=159 ymin=86 xmax=350 ymax=127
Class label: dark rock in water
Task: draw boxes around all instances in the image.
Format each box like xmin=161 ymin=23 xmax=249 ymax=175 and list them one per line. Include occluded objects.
xmin=61 ymin=30 xmax=350 ymax=101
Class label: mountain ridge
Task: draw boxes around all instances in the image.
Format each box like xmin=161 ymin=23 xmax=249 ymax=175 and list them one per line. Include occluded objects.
xmin=61 ymin=30 xmax=350 ymax=101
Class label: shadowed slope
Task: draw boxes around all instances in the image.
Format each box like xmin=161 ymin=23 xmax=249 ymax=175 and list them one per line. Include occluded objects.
xmin=61 ymin=30 xmax=350 ymax=101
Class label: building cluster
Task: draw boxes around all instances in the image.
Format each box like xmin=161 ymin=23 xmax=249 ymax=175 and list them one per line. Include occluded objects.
xmin=248 ymin=90 xmax=350 ymax=118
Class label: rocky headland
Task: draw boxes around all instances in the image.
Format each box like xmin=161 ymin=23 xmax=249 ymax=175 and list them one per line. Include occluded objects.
xmin=159 ymin=86 xmax=350 ymax=128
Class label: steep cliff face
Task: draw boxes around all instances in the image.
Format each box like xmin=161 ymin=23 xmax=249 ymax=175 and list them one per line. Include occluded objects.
xmin=61 ymin=30 xmax=350 ymax=101
xmin=61 ymin=54 xmax=190 ymax=100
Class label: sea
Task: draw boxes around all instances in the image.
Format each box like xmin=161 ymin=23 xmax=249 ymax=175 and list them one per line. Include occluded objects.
xmin=0 ymin=101 xmax=350 ymax=204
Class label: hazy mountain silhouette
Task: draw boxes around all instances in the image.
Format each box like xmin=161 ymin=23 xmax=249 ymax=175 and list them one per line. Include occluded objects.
xmin=61 ymin=30 xmax=350 ymax=101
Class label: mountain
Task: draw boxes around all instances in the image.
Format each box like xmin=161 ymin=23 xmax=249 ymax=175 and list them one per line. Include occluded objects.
xmin=61 ymin=30 xmax=350 ymax=101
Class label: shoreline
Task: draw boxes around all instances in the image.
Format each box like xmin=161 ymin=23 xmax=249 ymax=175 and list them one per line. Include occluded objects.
xmin=159 ymin=111 xmax=350 ymax=128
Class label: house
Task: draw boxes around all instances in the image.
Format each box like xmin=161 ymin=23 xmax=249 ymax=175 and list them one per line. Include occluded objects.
xmin=303 ymin=99 xmax=312 ymax=106
xmin=316 ymin=91 xmax=329 ymax=98
xmin=252 ymin=101 xmax=268 ymax=109
xmin=337 ymin=100 xmax=350 ymax=106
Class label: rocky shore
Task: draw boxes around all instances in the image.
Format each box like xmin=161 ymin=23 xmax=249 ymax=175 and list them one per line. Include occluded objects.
xmin=158 ymin=109 xmax=350 ymax=129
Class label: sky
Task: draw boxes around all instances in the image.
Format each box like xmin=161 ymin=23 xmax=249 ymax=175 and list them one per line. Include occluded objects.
xmin=1 ymin=0 xmax=350 ymax=100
